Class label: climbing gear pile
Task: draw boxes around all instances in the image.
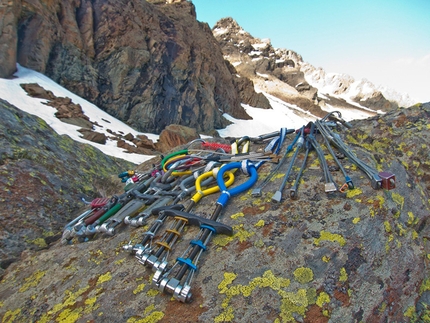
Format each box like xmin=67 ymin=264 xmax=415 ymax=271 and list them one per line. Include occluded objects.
xmin=61 ymin=112 xmax=396 ymax=302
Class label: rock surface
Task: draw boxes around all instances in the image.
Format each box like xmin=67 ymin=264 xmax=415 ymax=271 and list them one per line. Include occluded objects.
xmin=155 ymin=124 xmax=200 ymax=153
xmin=0 ymin=103 xmax=429 ymax=322
xmin=0 ymin=0 xmax=273 ymax=134
xmin=0 ymin=99 xmax=134 ymax=275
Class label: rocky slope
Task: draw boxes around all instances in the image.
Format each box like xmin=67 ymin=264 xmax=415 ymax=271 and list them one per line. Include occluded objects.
xmin=0 ymin=103 xmax=429 ymax=322
xmin=0 ymin=99 xmax=135 ymax=276
xmin=0 ymin=0 xmax=273 ymax=134
xmin=212 ymin=18 xmax=414 ymax=119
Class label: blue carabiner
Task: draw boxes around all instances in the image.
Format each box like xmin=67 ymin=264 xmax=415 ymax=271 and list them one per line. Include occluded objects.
xmin=216 ymin=161 xmax=258 ymax=207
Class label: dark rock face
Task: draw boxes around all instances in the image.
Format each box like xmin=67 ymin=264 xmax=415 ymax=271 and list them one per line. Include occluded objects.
xmin=1 ymin=0 xmax=264 ymax=134
xmin=0 ymin=0 xmax=21 ymax=78
xmin=0 ymin=99 xmax=134 ymax=273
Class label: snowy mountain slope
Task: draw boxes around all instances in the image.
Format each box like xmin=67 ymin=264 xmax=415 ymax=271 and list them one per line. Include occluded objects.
xmin=212 ymin=18 xmax=415 ymax=121
xmin=0 ymin=65 xmax=373 ymax=164
xmin=301 ymin=62 xmax=415 ymax=108
xmin=0 ymin=65 xmax=158 ymax=164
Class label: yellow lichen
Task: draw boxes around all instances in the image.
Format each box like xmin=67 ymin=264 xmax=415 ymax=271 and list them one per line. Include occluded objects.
xmin=84 ymin=297 xmax=97 ymax=307
xmin=314 ymin=231 xmax=346 ymax=247
xmin=404 ymin=305 xmax=416 ymax=318
xmin=96 ymin=272 xmax=112 ymax=285
xmin=2 ymin=309 xmax=21 ymax=323
xmin=254 ymin=219 xmax=265 ymax=227
xmin=146 ymin=289 xmax=159 ymax=297
xmin=133 ymin=283 xmax=146 ymax=295
xmin=407 ymin=212 xmax=416 ymax=226
xmin=396 ymin=223 xmax=406 ymax=236
xmin=316 ymin=291 xmax=330 ymax=307
xmin=212 ymin=224 xmax=255 ymax=247
xmin=346 ymin=188 xmax=362 ymax=198
xmin=230 ymin=212 xmax=244 ymax=220
xmin=214 ymin=306 xmax=235 ymax=322
xmin=391 ymin=192 xmax=405 ymax=209
xmin=339 ymin=267 xmax=348 ymax=282
xmin=254 ymin=239 xmax=265 ymax=248
xmin=127 ymin=306 xmax=164 ymax=323
xmin=322 ymin=256 xmax=330 ymax=263
xmin=217 ymin=270 xmax=298 ymax=321
xmin=419 ymin=278 xmax=430 ymax=294
xmin=352 ymin=217 xmax=360 ymax=224
xmin=56 ymin=308 xmax=82 ymax=323
xmin=293 ymin=267 xmax=314 ymax=284
xmin=384 ymin=221 xmax=392 ymax=233
xmin=218 ymin=272 xmax=237 ymax=293
xmin=19 ymin=270 xmax=46 ymax=292
xmin=30 ymin=237 xmax=48 ymax=248
xmin=114 ymin=258 xmax=126 ymax=265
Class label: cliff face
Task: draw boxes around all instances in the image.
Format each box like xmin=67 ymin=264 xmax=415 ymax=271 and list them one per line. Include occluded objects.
xmin=1 ymin=0 xmax=267 ymax=134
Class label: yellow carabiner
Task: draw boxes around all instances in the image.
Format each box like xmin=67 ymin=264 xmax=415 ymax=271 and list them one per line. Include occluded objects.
xmin=162 ymin=154 xmax=193 ymax=176
xmin=191 ymin=170 xmax=235 ymax=204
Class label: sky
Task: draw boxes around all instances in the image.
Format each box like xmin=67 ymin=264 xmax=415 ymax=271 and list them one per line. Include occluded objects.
xmin=192 ymin=0 xmax=430 ymax=103
xmin=0 ymin=65 xmax=373 ymax=164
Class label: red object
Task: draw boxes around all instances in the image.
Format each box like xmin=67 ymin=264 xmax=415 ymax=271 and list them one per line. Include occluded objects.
xmin=379 ymin=172 xmax=396 ymax=190
xmin=90 ymin=197 xmax=110 ymax=209
xmin=201 ymin=142 xmax=231 ymax=152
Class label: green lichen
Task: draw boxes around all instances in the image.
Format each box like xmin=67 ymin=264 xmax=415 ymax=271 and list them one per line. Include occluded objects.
xmin=316 ymin=291 xmax=330 ymax=307
xmin=293 ymin=267 xmax=314 ymax=284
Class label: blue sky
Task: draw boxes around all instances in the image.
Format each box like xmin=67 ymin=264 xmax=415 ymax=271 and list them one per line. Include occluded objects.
xmin=192 ymin=0 xmax=430 ymax=103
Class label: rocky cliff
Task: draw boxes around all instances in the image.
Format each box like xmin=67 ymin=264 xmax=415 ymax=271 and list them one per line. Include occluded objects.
xmin=0 ymin=103 xmax=429 ymax=322
xmin=0 ymin=0 xmax=272 ymax=134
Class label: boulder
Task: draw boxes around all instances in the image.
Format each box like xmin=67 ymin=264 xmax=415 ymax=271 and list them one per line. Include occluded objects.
xmin=20 ymin=83 xmax=55 ymax=100
xmin=78 ymin=129 xmax=107 ymax=145
xmin=155 ymin=124 xmax=199 ymax=153
xmin=134 ymin=134 xmax=156 ymax=150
